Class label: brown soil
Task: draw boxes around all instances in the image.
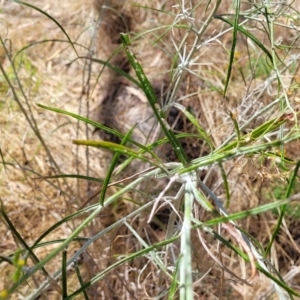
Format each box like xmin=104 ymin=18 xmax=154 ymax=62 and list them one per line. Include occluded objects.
xmin=1 ymin=0 xmax=300 ymax=299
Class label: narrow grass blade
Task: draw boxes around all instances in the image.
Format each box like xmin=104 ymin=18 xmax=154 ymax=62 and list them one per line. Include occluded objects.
xmin=0 ymin=238 xmax=88 ymax=260
xmin=0 ymin=202 xmax=50 ymax=279
xmin=180 ymin=181 xmax=193 ymax=300
xmin=219 ymin=163 xmax=230 ymax=208
xmin=0 ymin=43 xmax=63 ymax=179
xmin=0 ymin=147 xmax=5 ymax=171
xmin=64 ymin=236 xmax=179 ymax=300
xmin=168 ymin=254 xmax=181 ymax=300
xmin=223 ymin=0 xmax=240 ymax=96
xmin=174 ymin=103 xmax=214 ymax=151
xmin=180 ymin=131 xmax=300 ymax=174
xmin=216 ymin=112 xmax=294 ymax=153
xmin=30 ymin=167 xmax=165 ymax=259
xmin=13 ymin=40 xmax=85 ymax=64
xmin=73 ymin=139 xmax=164 ymax=171
xmin=29 ymin=193 xmax=300 ymax=300
xmin=74 ymin=261 xmax=89 ymax=300
xmin=131 ymin=3 xmax=174 ymax=16
xmin=88 ymin=56 xmax=142 ymax=88
xmin=114 ymin=133 xmax=199 ymax=175
xmin=124 ymin=221 xmax=170 ymax=277
xmin=258 ymin=266 xmax=298 ymax=298
xmin=10 ymin=199 xmax=159 ymax=299
xmin=262 ymin=152 xmax=295 ymax=170
xmin=99 ymin=128 xmax=133 ymax=205
xmin=30 ymin=209 xmax=98 ymax=253
xmin=214 ymin=15 xmax=273 ymax=64
xmin=62 ymin=248 xmax=68 ymax=299
xmin=33 ymin=174 xmax=104 ymax=183
xmin=207 ymin=225 xmax=297 ymax=298
xmin=120 ymin=33 xmax=188 ymax=165
xmin=265 ymin=160 xmax=300 ymax=256
xmin=199 ymin=193 xmax=300 ymax=227
xmin=12 ymin=1 xmax=78 ymax=56
xmin=36 ymin=104 xmax=158 ymax=159
xmin=190 ymin=180 xmax=214 ymax=211
xmin=5 ymin=205 xmax=103 ymax=298
xmin=229 ymin=110 xmax=241 ymax=142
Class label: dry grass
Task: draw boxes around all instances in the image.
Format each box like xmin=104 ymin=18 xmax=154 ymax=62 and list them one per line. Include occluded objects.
xmin=1 ymin=0 xmax=300 ymax=299
xmin=0 ymin=0 xmax=106 ymax=297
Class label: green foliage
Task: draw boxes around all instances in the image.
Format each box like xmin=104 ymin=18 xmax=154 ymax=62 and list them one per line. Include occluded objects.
xmin=1 ymin=1 xmax=300 ymax=299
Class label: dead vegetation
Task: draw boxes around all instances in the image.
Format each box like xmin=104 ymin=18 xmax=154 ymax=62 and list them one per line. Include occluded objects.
xmin=1 ymin=0 xmax=300 ymax=299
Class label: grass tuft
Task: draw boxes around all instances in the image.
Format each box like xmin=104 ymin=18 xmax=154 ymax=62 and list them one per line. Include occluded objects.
xmin=1 ymin=0 xmax=300 ymax=299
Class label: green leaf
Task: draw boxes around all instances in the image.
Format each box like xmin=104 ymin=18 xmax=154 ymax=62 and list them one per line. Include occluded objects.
xmin=73 ymin=139 xmax=165 ymax=171
xmin=168 ymin=255 xmax=181 ymax=300
xmin=215 ymin=15 xmax=273 ymax=65
xmin=120 ymin=33 xmax=189 ymax=165
xmin=174 ymin=103 xmax=214 ymax=151
xmin=99 ymin=128 xmax=133 ymax=205
xmin=36 ymin=104 xmax=159 ymax=160
xmin=223 ymin=0 xmax=240 ymax=96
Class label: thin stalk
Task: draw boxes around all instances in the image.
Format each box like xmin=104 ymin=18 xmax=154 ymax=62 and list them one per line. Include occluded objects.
xmin=167 ymin=0 xmax=222 ymax=106
xmin=179 ymin=178 xmax=194 ymax=300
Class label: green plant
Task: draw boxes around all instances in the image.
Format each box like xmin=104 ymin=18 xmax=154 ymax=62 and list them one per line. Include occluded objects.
xmin=1 ymin=1 xmax=300 ymax=299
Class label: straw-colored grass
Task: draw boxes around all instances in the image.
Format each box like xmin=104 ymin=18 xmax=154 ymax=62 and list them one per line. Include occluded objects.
xmin=1 ymin=0 xmax=300 ymax=299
